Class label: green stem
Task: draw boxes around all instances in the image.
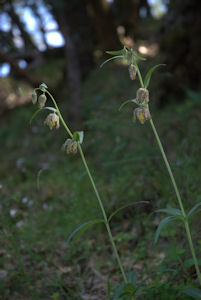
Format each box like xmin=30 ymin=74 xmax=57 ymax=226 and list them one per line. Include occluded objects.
xmin=133 ymin=58 xmax=144 ymax=88
xmin=150 ymin=119 xmax=185 ymax=216
xmin=78 ymin=144 xmax=128 ymax=283
xmin=150 ymin=118 xmax=201 ymax=285
xmin=46 ymin=90 xmax=128 ymax=284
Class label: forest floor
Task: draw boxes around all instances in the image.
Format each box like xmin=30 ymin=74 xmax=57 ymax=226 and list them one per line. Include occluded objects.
xmin=0 ymin=62 xmax=201 ymax=299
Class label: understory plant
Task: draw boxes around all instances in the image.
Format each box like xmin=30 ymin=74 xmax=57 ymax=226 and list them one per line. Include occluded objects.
xmin=102 ymin=46 xmax=201 ymax=298
xmin=27 ymin=82 xmax=151 ymax=300
xmin=24 ymin=45 xmax=201 ymax=299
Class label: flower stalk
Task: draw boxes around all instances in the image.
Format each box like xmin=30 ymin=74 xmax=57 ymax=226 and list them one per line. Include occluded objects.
xmin=133 ymin=52 xmax=201 ymax=285
xmin=45 ymin=90 xmax=128 ymax=284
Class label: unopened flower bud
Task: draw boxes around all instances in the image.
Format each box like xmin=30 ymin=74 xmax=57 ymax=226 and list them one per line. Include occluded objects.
xmin=128 ymin=64 xmax=137 ymax=80
xmin=44 ymin=113 xmax=60 ymax=130
xmin=62 ymin=139 xmax=78 ymax=155
xmin=38 ymin=93 xmax=47 ymax=109
xmin=133 ymin=107 xmax=151 ymax=124
xmin=136 ymin=88 xmax=149 ymax=104
xmin=32 ymin=90 xmax=37 ymax=104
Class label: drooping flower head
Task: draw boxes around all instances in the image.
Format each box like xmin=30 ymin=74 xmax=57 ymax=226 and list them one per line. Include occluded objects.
xmin=62 ymin=139 xmax=78 ymax=154
xmin=136 ymin=88 xmax=149 ymax=105
xmin=38 ymin=93 xmax=47 ymax=109
xmin=44 ymin=113 xmax=60 ymax=130
xmin=133 ymin=107 xmax=151 ymax=124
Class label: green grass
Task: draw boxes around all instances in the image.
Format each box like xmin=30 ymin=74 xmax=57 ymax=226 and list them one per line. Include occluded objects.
xmin=0 ymin=61 xmax=201 ymax=299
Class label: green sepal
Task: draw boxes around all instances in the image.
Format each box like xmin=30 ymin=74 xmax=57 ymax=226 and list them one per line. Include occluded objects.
xmin=181 ymin=288 xmax=201 ymax=299
xmin=144 ymin=64 xmax=166 ymax=88
xmin=100 ymin=55 xmax=123 ymax=68
xmin=108 ymin=201 xmax=149 ymax=223
xmin=73 ymin=131 xmax=84 ymax=144
xmin=154 ymin=216 xmax=179 ymax=245
xmin=39 ymin=83 xmax=48 ymax=92
xmin=106 ymin=49 xmax=124 ymax=56
xmin=132 ymin=51 xmax=146 ymax=61
xmin=187 ymin=202 xmax=201 ymax=218
xmin=155 ymin=208 xmax=182 ymax=216
xmin=66 ymin=219 xmax=105 ymax=248
xmin=119 ymin=98 xmax=137 ymax=111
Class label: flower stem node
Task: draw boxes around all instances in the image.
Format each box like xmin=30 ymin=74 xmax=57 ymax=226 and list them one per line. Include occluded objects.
xmin=32 ymin=90 xmax=37 ymax=105
xmin=136 ymin=88 xmax=149 ymax=104
xmin=128 ymin=64 xmax=137 ymax=80
xmin=44 ymin=113 xmax=60 ymax=130
xmin=38 ymin=93 xmax=47 ymax=109
xmin=133 ymin=107 xmax=151 ymax=124
xmin=62 ymin=139 xmax=78 ymax=155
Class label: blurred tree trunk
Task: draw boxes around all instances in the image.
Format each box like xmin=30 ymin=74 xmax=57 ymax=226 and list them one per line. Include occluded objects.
xmin=47 ymin=0 xmax=95 ymax=125
xmin=159 ymin=0 xmax=201 ymax=103
xmin=86 ymin=0 xmax=120 ymax=51
xmin=113 ymin=0 xmax=140 ymax=39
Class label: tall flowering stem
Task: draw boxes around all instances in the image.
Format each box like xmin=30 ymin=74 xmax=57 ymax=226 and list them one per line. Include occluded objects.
xmin=45 ymin=90 xmax=128 ymax=284
xmin=134 ymin=56 xmax=201 ymax=285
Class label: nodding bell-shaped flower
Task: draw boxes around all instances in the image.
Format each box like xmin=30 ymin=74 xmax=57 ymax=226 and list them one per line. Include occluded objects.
xmin=133 ymin=107 xmax=151 ymax=124
xmin=32 ymin=90 xmax=37 ymax=104
xmin=38 ymin=93 xmax=47 ymax=109
xmin=44 ymin=113 xmax=60 ymax=130
xmin=62 ymin=139 xmax=78 ymax=155
xmin=128 ymin=64 xmax=137 ymax=80
xmin=136 ymin=88 xmax=149 ymax=104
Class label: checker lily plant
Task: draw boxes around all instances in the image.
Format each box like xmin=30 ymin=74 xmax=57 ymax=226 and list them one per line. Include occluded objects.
xmin=26 ymin=44 xmax=201 ymax=299
xmin=101 ymin=46 xmax=201 ymax=298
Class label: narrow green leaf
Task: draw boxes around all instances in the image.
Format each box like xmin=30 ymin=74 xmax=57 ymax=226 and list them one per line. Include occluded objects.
xmin=108 ymin=201 xmax=149 ymax=223
xmin=182 ymin=288 xmax=201 ymax=299
xmin=19 ymin=87 xmax=30 ymax=97
xmin=66 ymin=219 xmax=105 ymax=247
xmin=119 ymin=99 xmax=137 ymax=111
xmin=132 ymin=51 xmax=146 ymax=61
xmin=30 ymin=108 xmax=42 ymax=125
xmin=127 ymin=270 xmax=138 ymax=287
xmin=106 ymin=49 xmax=124 ymax=56
xmin=144 ymin=64 xmax=165 ymax=88
xmin=154 ymin=216 xmax=178 ymax=244
xmin=187 ymin=202 xmax=201 ymax=217
xmin=73 ymin=131 xmax=84 ymax=144
xmin=44 ymin=106 xmax=57 ymax=113
xmin=107 ymin=277 xmax=111 ymax=300
xmin=156 ymin=208 xmax=182 ymax=216
xmin=100 ymin=56 xmax=123 ymax=68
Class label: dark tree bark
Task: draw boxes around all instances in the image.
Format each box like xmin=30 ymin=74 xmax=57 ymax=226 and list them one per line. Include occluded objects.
xmin=159 ymin=0 xmax=201 ymax=103
xmin=86 ymin=0 xmax=120 ymax=51
xmin=112 ymin=0 xmax=141 ymax=39
xmin=46 ymin=0 xmax=96 ymax=125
